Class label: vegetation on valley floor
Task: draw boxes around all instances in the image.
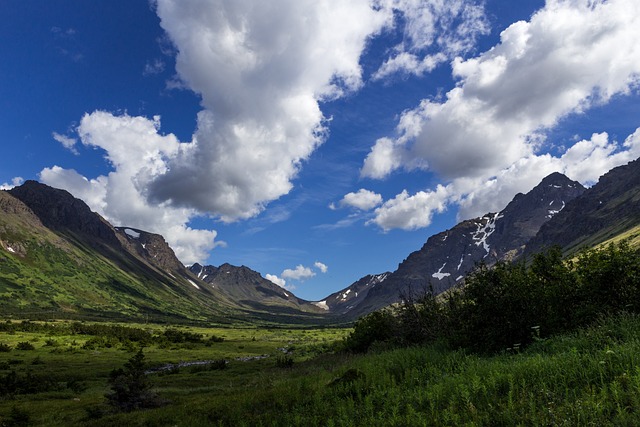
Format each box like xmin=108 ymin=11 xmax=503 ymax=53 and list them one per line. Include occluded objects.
xmin=2 ymin=241 xmax=640 ymax=425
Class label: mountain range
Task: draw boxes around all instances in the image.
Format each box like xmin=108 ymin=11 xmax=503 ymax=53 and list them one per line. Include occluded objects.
xmin=2 ymin=158 xmax=640 ymax=324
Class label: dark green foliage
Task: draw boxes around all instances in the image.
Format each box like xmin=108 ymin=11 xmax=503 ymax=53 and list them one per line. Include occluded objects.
xmin=69 ymin=322 xmax=153 ymax=344
xmin=157 ymin=328 xmax=203 ymax=344
xmin=0 ymin=370 xmax=62 ymax=396
xmin=14 ymin=342 xmax=34 ymax=351
xmin=2 ymin=406 xmax=30 ymax=427
xmin=343 ymin=310 xmax=399 ymax=353
xmin=0 ymin=343 xmax=11 ymax=353
xmin=275 ymin=355 xmax=294 ymax=368
xmin=345 ymin=241 xmax=640 ymax=354
xmin=105 ymin=348 xmax=164 ymax=412
xmin=207 ymin=334 xmax=224 ymax=343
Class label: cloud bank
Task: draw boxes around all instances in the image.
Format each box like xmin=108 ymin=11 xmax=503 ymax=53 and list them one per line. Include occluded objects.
xmin=364 ymin=0 xmax=640 ymax=230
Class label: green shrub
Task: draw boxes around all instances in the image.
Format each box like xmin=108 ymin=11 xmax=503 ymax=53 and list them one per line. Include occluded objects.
xmin=15 ymin=341 xmax=35 ymax=351
xmin=0 ymin=342 xmax=11 ymax=352
xmin=275 ymin=355 xmax=294 ymax=368
xmin=105 ymin=348 xmax=165 ymax=412
xmin=345 ymin=242 xmax=640 ymax=355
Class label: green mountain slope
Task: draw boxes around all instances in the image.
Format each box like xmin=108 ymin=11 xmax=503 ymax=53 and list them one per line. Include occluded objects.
xmin=0 ymin=183 xmax=325 ymax=325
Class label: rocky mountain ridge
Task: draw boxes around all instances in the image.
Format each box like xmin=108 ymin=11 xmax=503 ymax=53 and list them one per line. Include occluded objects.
xmin=0 ymin=182 xmax=324 ymax=323
xmin=329 ymin=172 xmax=586 ymax=318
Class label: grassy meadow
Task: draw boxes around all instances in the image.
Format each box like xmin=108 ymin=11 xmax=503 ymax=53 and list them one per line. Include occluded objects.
xmin=2 ymin=314 xmax=640 ymax=426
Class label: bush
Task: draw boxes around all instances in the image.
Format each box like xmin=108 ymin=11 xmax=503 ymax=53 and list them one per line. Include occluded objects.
xmin=0 ymin=343 xmax=11 ymax=352
xmin=343 ymin=310 xmax=399 ymax=353
xmin=275 ymin=355 xmax=294 ymax=368
xmin=105 ymin=348 xmax=164 ymax=412
xmin=345 ymin=242 xmax=640 ymax=355
xmin=15 ymin=341 xmax=35 ymax=351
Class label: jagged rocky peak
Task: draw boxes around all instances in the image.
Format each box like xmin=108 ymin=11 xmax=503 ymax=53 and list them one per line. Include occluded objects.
xmin=328 ymin=171 xmax=587 ymax=318
xmin=115 ymin=226 xmax=185 ymax=272
xmin=8 ymin=180 xmax=120 ymax=246
xmin=189 ymin=263 xmax=219 ymax=281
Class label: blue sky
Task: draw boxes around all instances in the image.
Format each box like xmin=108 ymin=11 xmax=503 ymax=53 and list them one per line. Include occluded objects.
xmin=2 ymin=0 xmax=640 ymax=301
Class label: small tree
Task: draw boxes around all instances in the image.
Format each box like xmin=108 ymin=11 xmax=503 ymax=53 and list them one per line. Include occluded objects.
xmin=105 ymin=348 xmax=162 ymax=412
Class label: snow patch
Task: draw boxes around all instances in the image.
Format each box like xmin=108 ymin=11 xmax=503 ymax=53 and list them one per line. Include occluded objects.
xmin=283 ymin=291 xmax=289 ymax=298
xmin=188 ymin=279 xmax=200 ymax=290
xmin=457 ymin=255 xmax=464 ymax=271
xmin=7 ymin=247 xmax=15 ymax=253
xmin=341 ymin=289 xmax=352 ymax=300
xmin=472 ymin=212 xmax=501 ymax=258
xmin=456 ymin=275 xmax=464 ymax=281
xmin=313 ymin=300 xmax=329 ymax=311
xmin=442 ymin=234 xmax=448 ymax=241
xmin=432 ymin=263 xmax=451 ymax=280
xmin=546 ymin=201 xmax=566 ymax=219
xmin=124 ymin=228 xmax=140 ymax=239
xmin=369 ymin=273 xmax=388 ymax=285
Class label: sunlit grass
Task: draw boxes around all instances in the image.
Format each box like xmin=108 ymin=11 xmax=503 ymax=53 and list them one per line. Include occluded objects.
xmin=3 ymin=315 xmax=640 ymax=425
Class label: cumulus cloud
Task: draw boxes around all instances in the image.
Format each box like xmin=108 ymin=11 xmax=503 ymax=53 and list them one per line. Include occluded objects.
xmin=39 ymin=112 xmax=222 ymax=265
xmin=265 ymin=274 xmax=287 ymax=289
xmin=368 ymin=185 xmax=449 ymax=231
xmin=365 ymin=0 xmax=640 ymax=230
xmin=369 ymin=127 xmax=640 ymax=229
xmin=52 ymin=132 xmax=78 ymax=155
xmin=314 ymin=261 xmax=329 ymax=273
xmin=146 ymin=0 xmax=391 ymax=221
xmin=372 ymin=0 xmax=489 ymax=80
xmin=456 ymin=129 xmax=640 ymax=220
xmin=338 ymin=189 xmax=383 ymax=211
xmin=0 ymin=177 xmax=24 ymax=191
xmin=281 ymin=265 xmax=316 ymax=281
xmin=39 ymin=1 xmax=396 ymax=263
xmin=364 ymin=0 xmax=640 ymax=181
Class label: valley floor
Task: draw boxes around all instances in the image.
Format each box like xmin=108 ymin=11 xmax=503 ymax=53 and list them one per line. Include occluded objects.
xmin=2 ymin=314 xmax=640 ymax=425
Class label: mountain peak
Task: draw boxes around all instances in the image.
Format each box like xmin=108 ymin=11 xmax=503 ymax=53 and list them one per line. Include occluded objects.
xmin=538 ymin=171 xmax=581 ymax=188
xmin=9 ymin=180 xmax=121 ymax=247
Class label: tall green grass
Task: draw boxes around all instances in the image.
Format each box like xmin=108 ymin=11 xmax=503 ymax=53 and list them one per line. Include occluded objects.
xmin=3 ymin=314 xmax=640 ymax=426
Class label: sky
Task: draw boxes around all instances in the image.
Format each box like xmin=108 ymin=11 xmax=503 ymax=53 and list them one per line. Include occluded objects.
xmin=2 ymin=0 xmax=640 ymax=301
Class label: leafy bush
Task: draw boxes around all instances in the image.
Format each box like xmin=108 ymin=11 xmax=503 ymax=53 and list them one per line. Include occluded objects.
xmin=275 ymin=355 xmax=294 ymax=368
xmin=15 ymin=341 xmax=35 ymax=351
xmin=105 ymin=348 xmax=164 ymax=412
xmin=156 ymin=328 xmax=203 ymax=345
xmin=345 ymin=242 xmax=640 ymax=354
xmin=343 ymin=310 xmax=399 ymax=353
xmin=208 ymin=334 xmax=225 ymax=343
xmin=0 ymin=342 xmax=11 ymax=352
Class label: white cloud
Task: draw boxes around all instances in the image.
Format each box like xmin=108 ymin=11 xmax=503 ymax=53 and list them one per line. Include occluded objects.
xmin=147 ymin=0 xmax=392 ymax=221
xmin=52 ymin=132 xmax=78 ymax=155
xmin=369 ymin=184 xmax=449 ymax=231
xmin=370 ymin=128 xmax=640 ymax=229
xmin=39 ymin=112 xmax=223 ymax=265
xmin=314 ymin=261 xmax=328 ymax=273
xmin=364 ymin=0 xmax=640 ymax=230
xmin=281 ymin=264 xmax=316 ymax=281
xmin=266 ymin=274 xmax=287 ymax=288
xmin=339 ymin=189 xmax=383 ymax=211
xmin=372 ymin=0 xmax=489 ymax=80
xmin=0 ymin=177 xmax=24 ymax=191
xmin=143 ymin=59 xmax=165 ymax=76
xmin=364 ymin=0 xmax=640 ymax=181
xmin=39 ymin=1 xmax=395 ymax=262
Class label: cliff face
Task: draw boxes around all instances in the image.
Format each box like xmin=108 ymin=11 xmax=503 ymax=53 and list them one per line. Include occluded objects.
xmin=525 ymin=158 xmax=640 ymax=256
xmin=328 ymin=172 xmax=586 ymax=319
xmin=9 ymin=180 xmax=121 ymax=247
